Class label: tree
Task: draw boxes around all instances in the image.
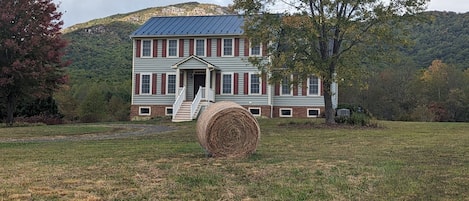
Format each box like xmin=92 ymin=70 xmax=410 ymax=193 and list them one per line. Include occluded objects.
xmin=233 ymin=0 xmax=429 ymax=124
xmin=0 ymin=0 xmax=68 ymax=126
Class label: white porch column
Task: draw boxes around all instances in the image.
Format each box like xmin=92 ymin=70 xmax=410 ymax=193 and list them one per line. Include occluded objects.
xmin=205 ymin=67 xmax=210 ymax=101
xmin=176 ymin=68 xmax=181 ymax=99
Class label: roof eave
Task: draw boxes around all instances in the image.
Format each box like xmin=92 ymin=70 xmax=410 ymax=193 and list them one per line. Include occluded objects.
xmin=130 ymin=33 xmax=245 ymax=38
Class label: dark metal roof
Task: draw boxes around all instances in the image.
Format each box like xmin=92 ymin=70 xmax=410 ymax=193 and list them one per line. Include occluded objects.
xmin=130 ymin=15 xmax=244 ymax=38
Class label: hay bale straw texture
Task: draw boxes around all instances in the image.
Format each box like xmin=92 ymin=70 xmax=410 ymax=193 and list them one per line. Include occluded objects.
xmin=196 ymin=101 xmax=260 ymax=158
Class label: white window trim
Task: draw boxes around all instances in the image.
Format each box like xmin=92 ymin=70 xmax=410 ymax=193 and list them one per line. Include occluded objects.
xmin=139 ymin=106 xmax=151 ymax=116
xmin=140 ymin=73 xmax=152 ymax=95
xmin=221 ymin=72 xmax=234 ymax=95
xmin=280 ymin=75 xmax=293 ymax=96
xmin=248 ymin=107 xmax=261 ymax=117
xmin=165 ymin=107 xmax=173 ymax=116
xmin=167 ymin=39 xmax=179 ymax=58
xmin=194 ymin=38 xmax=206 ymax=57
xmin=307 ymin=75 xmax=321 ymax=96
xmin=279 ymin=108 xmax=293 ymax=117
xmin=249 ymin=41 xmax=262 ymax=57
xmin=249 ymin=72 xmax=262 ymax=95
xmin=166 ymin=73 xmax=177 ymax=95
xmin=307 ymin=108 xmax=321 ymax=118
xmin=222 ymin=38 xmax=234 ymax=57
xmin=141 ymin=39 xmax=153 ymax=58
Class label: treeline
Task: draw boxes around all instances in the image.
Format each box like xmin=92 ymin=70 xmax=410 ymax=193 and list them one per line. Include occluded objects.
xmin=2 ymin=11 xmax=469 ymax=124
xmin=341 ymin=59 xmax=469 ymax=121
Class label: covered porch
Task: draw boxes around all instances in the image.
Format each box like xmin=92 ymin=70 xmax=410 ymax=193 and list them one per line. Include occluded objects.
xmin=171 ymin=55 xmax=218 ymax=122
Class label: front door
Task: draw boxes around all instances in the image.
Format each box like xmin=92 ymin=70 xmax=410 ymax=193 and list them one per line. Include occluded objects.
xmin=193 ymin=74 xmax=206 ymax=99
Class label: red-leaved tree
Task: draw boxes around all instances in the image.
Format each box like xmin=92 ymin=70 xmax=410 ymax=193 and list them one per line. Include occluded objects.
xmin=0 ymin=0 xmax=69 ymax=126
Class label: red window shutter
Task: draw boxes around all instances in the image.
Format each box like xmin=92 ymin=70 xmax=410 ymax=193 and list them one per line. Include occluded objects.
xmin=262 ymin=43 xmax=268 ymax=56
xmin=302 ymin=79 xmax=307 ymax=96
xmin=153 ymin=39 xmax=158 ymax=57
xmin=234 ymin=38 xmax=240 ymax=56
xmin=161 ymin=73 xmax=166 ymax=95
xmin=206 ymin=39 xmax=212 ymax=57
xmin=244 ymin=38 xmax=250 ymax=56
xmin=162 ymin=39 xmax=167 ymax=57
xmin=244 ymin=73 xmax=249 ymax=95
xmin=189 ymin=39 xmax=194 ymax=55
xmin=274 ymin=83 xmax=280 ymax=96
xmin=215 ymin=73 xmax=221 ymax=94
xmin=179 ymin=39 xmax=184 ymax=57
xmin=216 ymin=38 xmax=222 ymax=57
xmin=293 ymin=85 xmax=298 ymax=96
xmin=135 ymin=73 xmax=140 ymax=94
xmin=262 ymin=74 xmax=267 ymax=94
xmin=234 ymin=73 xmax=239 ymax=94
xmin=321 ymin=79 xmax=324 ymax=96
xmin=136 ymin=40 xmax=141 ymax=58
xmin=152 ymin=73 xmax=157 ymax=94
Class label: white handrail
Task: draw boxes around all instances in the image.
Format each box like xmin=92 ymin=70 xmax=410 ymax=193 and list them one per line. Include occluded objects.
xmin=172 ymin=87 xmax=186 ymax=119
xmin=191 ymin=86 xmax=203 ymax=119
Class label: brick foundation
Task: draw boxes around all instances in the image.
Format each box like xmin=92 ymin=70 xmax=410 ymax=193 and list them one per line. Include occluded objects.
xmin=131 ymin=104 xmax=325 ymax=120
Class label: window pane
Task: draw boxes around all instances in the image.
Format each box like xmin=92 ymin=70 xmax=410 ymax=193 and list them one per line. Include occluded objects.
xmin=308 ymin=109 xmax=319 ymax=116
xmin=309 ymin=76 xmax=319 ymax=95
xmin=281 ymin=77 xmax=291 ymax=95
xmin=168 ymin=40 xmax=178 ymax=57
xmin=223 ymin=39 xmax=232 ymax=56
xmin=281 ymin=109 xmax=292 ymax=116
xmin=140 ymin=107 xmax=150 ymax=115
xmin=168 ymin=74 xmax=176 ymax=94
xmin=250 ymin=74 xmax=260 ymax=94
xmin=142 ymin=40 xmax=151 ymax=57
xmin=141 ymin=74 xmax=150 ymax=94
xmin=251 ymin=43 xmax=261 ymax=56
xmin=195 ymin=39 xmax=205 ymax=56
xmin=222 ymin=74 xmax=232 ymax=94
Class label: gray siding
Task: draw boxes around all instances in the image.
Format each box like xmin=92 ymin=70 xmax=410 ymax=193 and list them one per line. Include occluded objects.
xmin=132 ymin=38 xmax=325 ymax=108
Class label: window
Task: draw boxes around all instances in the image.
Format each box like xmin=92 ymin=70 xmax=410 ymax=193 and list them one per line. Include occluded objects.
xmin=140 ymin=74 xmax=151 ymax=95
xmin=167 ymin=74 xmax=176 ymax=94
xmin=250 ymin=73 xmax=261 ymax=95
xmin=308 ymin=75 xmax=320 ymax=96
xmin=195 ymin=39 xmax=206 ymax=56
xmin=249 ymin=107 xmax=261 ymax=117
xmin=222 ymin=73 xmax=233 ymax=94
xmin=222 ymin=38 xmax=233 ymax=56
xmin=165 ymin=107 xmax=173 ymax=116
xmin=307 ymin=109 xmax=320 ymax=118
xmin=167 ymin=39 xmax=178 ymax=57
xmin=250 ymin=42 xmax=262 ymax=56
xmin=281 ymin=76 xmax=292 ymax=96
xmin=142 ymin=40 xmax=152 ymax=57
xmin=139 ymin=107 xmax=151 ymax=116
xmin=280 ymin=108 xmax=293 ymax=117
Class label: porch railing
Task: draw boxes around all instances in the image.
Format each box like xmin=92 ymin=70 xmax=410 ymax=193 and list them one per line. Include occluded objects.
xmin=191 ymin=86 xmax=203 ymax=119
xmin=172 ymin=87 xmax=186 ymax=119
xmin=204 ymin=88 xmax=215 ymax=102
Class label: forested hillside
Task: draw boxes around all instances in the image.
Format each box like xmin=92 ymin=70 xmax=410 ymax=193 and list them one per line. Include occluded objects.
xmin=405 ymin=11 xmax=469 ymax=70
xmin=5 ymin=2 xmax=468 ymax=123
xmin=49 ymin=2 xmax=232 ymax=123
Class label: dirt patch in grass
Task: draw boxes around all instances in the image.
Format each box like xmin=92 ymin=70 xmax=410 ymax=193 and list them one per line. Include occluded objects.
xmin=0 ymin=124 xmax=174 ymax=143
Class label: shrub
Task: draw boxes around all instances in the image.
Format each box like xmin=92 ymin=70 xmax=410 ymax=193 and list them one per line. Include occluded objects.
xmin=335 ymin=104 xmax=375 ymax=126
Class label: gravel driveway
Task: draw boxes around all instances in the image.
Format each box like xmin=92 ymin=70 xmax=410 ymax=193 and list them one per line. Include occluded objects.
xmin=0 ymin=124 xmax=174 ymax=143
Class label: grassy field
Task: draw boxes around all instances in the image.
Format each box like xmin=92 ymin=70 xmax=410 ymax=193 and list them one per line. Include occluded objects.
xmin=1 ymin=119 xmax=468 ymax=200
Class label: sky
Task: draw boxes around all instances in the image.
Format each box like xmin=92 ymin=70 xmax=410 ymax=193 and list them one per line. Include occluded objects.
xmin=54 ymin=0 xmax=469 ymax=28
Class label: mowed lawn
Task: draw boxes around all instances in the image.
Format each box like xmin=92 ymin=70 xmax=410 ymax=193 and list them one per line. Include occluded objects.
xmin=1 ymin=119 xmax=469 ymax=200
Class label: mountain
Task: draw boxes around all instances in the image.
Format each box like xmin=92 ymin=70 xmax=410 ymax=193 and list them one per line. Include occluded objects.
xmin=62 ymin=2 xmax=232 ymax=84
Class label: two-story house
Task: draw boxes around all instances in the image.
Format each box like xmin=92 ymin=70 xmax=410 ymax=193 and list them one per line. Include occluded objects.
xmin=130 ymin=15 xmax=325 ymax=122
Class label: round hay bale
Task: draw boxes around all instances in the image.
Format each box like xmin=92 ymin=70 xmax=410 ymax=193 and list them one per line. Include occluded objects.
xmin=196 ymin=101 xmax=260 ymax=158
